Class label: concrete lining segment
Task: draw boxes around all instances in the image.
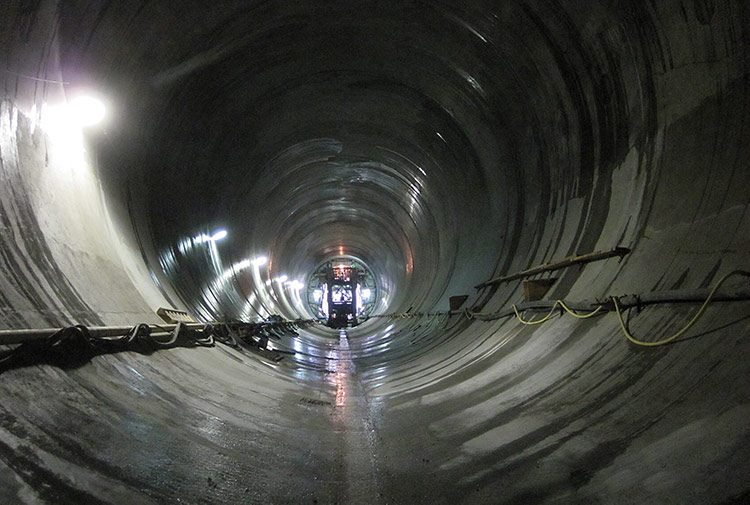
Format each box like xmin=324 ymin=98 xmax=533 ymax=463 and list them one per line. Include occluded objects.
xmin=1 ymin=1 xmax=749 ymax=503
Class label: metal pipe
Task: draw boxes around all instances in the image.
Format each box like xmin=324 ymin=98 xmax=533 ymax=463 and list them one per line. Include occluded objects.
xmin=475 ymin=247 xmax=630 ymax=289
xmin=603 ymin=286 xmax=750 ymax=310
xmin=0 ymin=323 xmax=208 ymax=346
xmin=0 ymin=319 xmax=316 ymax=347
xmin=438 ymin=286 xmax=750 ymax=320
xmin=3 ymin=285 xmax=747 ymax=347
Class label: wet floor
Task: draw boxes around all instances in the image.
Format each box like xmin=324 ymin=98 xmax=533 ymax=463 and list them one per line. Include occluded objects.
xmin=328 ymin=330 xmax=384 ymax=504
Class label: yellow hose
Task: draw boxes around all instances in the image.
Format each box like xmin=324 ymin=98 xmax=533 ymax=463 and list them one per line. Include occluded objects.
xmin=613 ymin=270 xmax=750 ymax=347
xmin=512 ymin=301 xmax=561 ymax=325
xmin=389 ymin=270 xmax=748 ymax=343
xmin=558 ymin=300 xmax=603 ymax=319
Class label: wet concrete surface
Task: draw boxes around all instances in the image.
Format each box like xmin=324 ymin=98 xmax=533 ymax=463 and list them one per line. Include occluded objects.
xmin=2 ymin=0 xmax=750 ymax=503
xmin=328 ymin=331 xmax=383 ymax=504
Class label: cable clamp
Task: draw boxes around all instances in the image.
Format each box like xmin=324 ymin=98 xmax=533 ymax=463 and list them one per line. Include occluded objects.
xmin=597 ymin=297 xmax=616 ymax=312
xmin=128 ymin=323 xmax=151 ymax=343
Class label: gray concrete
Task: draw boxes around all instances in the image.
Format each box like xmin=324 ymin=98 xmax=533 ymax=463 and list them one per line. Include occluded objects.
xmin=1 ymin=1 xmax=749 ymax=503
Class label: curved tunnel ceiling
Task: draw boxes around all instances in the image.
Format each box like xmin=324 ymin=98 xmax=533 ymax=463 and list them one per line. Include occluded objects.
xmin=80 ymin=1 xmax=522 ymax=320
xmin=1 ymin=1 xmax=750 ymax=503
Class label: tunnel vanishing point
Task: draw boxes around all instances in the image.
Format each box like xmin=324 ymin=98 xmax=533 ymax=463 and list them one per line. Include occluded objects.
xmin=1 ymin=1 xmax=750 ymax=504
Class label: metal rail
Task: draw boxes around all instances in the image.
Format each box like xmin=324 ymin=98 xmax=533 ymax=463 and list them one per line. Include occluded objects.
xmin=377 ymin=286 xmax=750 ymax=321
xmin=598 ymin=286 xmax=750 ymax=310
xmin=475 ymin=247 xmax=631 ymax=289
xmin=0 ymin=320 xmax=316 ymax=346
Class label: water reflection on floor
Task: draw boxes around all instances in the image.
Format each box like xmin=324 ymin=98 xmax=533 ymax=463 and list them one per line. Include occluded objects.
xmin=327 ymin=330 xmax=383 ymax=504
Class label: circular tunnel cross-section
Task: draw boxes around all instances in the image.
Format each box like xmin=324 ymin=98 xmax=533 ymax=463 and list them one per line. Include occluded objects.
xmin=1 ymin=1 xmax=750 ymax=504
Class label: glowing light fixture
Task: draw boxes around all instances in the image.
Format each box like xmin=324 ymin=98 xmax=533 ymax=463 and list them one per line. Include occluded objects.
xmin=69 ymin=96 xmax=106 ymax=126
xmin=251 ymin=256 xmax=268 ymax=266
xmin=234 ymin=259 xmax=251 ymax=270
xmin=276 ymin=275 xmax=289 ymax=283
xmin=194 ymin=229 xmax=228 ymax=244
xmin=42 ymin=95 xmax=106 ymax=133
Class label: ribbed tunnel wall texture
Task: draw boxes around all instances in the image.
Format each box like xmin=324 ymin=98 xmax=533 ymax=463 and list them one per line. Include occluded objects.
xmin=1 ymin=1 xmax=749 ymax=503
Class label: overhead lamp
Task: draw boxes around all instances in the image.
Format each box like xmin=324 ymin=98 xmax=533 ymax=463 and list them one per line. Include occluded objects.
xmin=69 ymin=96 xmax=106 ymax=127
xmin=211 ymin=230 xmax=228 ymax=241
xmin=251 ymin=256 xmax=268 ymax=267
xmin=276 ymin=275 xmax=289 ymax=283
xmin=234 ymin=259 xmax=251 ymax=270
xmin=194 ymin=229 xmax=227 ymax=244
xmin=43 ymin=94 xmax=106 ymax=132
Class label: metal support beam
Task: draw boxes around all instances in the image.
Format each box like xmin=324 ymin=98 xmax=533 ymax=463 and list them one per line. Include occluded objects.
xmin=599 ymin=286 xmax=750 ymax=310
xmin=0 ymin=323 xmax=204 ymax=346
xmin=475 ymin=247 xmax=630 ymax=289
xmin=0 ymin=319 xmax=316 ymax=347
xmin=457 ymin=286 xmax=750 ymax=320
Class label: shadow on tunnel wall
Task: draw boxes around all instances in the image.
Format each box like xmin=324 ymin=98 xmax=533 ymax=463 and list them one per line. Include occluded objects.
xmin=0 ymin=332 xmax=199 ymax=374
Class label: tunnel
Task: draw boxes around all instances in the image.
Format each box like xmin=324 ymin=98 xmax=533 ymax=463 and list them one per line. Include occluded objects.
xmin=1 ymin=1 xmax=750 ymax=503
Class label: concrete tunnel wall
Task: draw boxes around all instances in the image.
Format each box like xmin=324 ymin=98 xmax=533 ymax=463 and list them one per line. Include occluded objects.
xmin=1 ymin=1 xmax=749 ymax=503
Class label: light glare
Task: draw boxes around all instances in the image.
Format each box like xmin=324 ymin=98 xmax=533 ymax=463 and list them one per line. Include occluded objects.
xmin=69 ymin=96 xmax=105 ymax=126
xmin=211 ymin=230 xmax=228 ymax=241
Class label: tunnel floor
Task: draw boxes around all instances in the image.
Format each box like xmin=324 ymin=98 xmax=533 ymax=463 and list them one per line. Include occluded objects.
xmin=328 ymin=330 xmax=383 ymax=504
xmin=3 ymin=306 xmax=750 ymax=505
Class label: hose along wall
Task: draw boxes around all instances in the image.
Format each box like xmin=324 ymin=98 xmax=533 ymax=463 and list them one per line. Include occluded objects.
xmin=1 ymin=1 xmax=749 ymax=504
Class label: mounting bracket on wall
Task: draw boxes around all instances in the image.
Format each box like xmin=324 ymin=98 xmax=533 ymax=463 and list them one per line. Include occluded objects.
xmin=523 ymin=278 xmax=558 ymax=302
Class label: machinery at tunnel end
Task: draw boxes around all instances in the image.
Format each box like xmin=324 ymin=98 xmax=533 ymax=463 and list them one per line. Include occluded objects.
xmin=306 ymin=258 xmax=378 ymax=329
